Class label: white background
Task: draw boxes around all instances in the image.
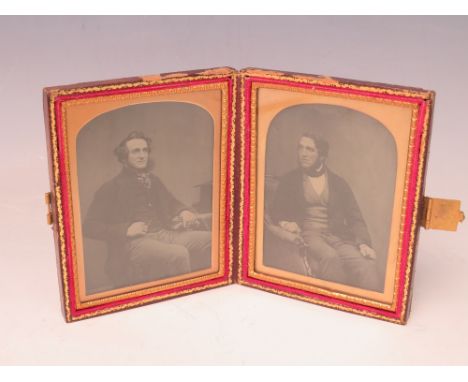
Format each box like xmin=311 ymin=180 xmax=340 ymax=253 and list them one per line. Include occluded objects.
xmin=0 ymin=16 xmax=467 ymax=365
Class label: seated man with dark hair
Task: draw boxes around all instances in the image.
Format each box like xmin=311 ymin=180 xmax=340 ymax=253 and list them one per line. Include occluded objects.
xmin=83 ymin=131 xmax=211 ymax=287
xmin=268 ymin=131 xmax=380 ymax=291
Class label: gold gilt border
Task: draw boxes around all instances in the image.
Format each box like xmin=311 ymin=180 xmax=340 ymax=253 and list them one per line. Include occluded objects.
xmin=240 ymin=68 xmax=434 ymax=100
xmin=237 ymin=70 xmax=433 ymax=324
xmin=248 ymin=82 xmax=418 ymax=311
xmin=64 ymin=83 xmax=228 ymax=309
xmin=46 ymin=73 xmax=236 ymax=322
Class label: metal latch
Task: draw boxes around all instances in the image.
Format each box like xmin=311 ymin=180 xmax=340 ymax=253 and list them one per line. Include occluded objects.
xmin=422 ymin=197 xmax=464 ymax=231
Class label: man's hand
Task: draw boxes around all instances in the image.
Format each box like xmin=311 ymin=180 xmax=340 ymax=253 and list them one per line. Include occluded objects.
xmin=279 ymin=221 xmax=302 ymax=234
xmin=126 ymin=222 xmax=148 ymax=238
xmin=179 ymin=210 xmax=199 ymax=229
xmin=281 ymin=231 xmax=305 ymax=246
xmin=359 ymin=244 xmax=376 ymax=259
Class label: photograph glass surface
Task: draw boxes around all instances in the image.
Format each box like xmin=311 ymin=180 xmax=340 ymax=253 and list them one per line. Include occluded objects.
xmin=262 ymin=104 xmax=397 ymax=293
xmin=76 ymin=102 xmax=216 ymax=296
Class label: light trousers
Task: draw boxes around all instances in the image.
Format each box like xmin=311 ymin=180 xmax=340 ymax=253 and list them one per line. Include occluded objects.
xmin=302 ymin=230 xmax=380 ymax=291
xmin=128 ymin=229 xmax=211 ymax=282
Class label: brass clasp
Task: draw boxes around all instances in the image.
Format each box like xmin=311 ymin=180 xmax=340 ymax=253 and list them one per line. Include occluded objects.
xmin=422 ymin=197 xmax=464 ymax=231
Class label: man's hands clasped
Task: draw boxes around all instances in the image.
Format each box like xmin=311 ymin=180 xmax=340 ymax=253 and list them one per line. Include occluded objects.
xmin=126 ymin=210 xmax=201 ymax=238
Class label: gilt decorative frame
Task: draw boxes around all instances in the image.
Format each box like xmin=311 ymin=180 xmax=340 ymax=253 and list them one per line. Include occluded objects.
xmin=236 ymin=68 xmax=434 ymax=324
xmin=44 ymin=68 xmax=237 ymax=322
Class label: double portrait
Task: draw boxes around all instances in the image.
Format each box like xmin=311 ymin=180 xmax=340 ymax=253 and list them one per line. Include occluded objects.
xmin=45 ymin=68 xmax=433 ymax=322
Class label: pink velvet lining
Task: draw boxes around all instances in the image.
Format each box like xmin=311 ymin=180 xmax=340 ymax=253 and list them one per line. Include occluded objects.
xmin=54 ymin=77 xmax=233 ymax=319
xmin=241 ymin=77 xmax=429 ymax=320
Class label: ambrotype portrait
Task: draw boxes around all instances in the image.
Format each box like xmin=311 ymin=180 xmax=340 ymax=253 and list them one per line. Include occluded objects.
xmin=45 ymin=70 xmax=234 ymax=321
xmin=77 ymin=102 xmax=215 ymax=295
xmin=261 ymin=104 xmax=397 ymax=293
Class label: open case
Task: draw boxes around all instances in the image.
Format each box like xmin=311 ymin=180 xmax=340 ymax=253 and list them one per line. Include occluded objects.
xmin=43 ymin=67 xmax=464 ymax=323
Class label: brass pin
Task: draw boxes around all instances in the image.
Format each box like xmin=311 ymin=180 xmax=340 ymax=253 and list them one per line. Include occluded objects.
xmin=45 ymin=192 xmax=53 ymax=225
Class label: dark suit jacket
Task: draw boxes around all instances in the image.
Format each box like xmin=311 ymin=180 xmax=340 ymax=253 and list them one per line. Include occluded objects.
xmin=83 ymin=168 xmax=187 ymax=283
xmin=269 ymin=168 xmax=372 ymax=247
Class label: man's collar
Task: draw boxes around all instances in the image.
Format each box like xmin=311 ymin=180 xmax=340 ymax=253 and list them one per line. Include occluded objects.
xmin=121 ymin=165 xmax=149 ymax=176
xmin=301 ymin=163 xmax=327 ymax=178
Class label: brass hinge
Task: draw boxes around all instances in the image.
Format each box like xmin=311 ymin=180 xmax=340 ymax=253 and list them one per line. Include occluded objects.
xmin=45 ymin=192 xmax=53 ymax=225
xmin=422 ymin=197 xmax=465 ymax=231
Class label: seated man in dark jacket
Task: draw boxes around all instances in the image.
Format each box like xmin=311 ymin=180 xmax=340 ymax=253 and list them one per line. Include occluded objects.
xmin=269 ymin=131 xmax=380 ymax=291
xmin=83 ymin=131 xmax=211 ymax=288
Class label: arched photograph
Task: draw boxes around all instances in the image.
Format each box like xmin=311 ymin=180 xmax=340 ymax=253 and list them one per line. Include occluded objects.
xmin=76 ymin=102 xmax=216 ymax=295
xmin=262 ymin=104 xmax=397 ymax=293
